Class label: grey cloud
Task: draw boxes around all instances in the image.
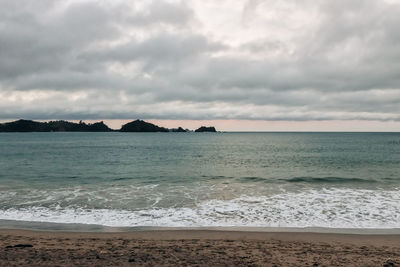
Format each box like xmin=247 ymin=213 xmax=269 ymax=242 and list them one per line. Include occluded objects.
xmin=1 ymin=0 xmax=400 ymax=122
xmin=124 ymin=1 xmax=194 ymax=26
xmin=0 ymin=1 xmax=119 ymax=80
xmin=84 ymin=33 xmax=225 ymax=66
xmin=0 ymin=0 xmax=195 ymax=79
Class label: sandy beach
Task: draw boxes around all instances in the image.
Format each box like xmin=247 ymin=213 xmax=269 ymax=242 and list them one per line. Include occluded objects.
xmin=0 ymin=229 xmax=399 ymax=266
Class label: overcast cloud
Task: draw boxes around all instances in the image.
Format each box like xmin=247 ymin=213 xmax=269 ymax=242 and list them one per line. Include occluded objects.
xmin=1 ymin=0 xmax=400 ymax=121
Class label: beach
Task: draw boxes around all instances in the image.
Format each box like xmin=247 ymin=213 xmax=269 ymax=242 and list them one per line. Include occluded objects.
xmin=0 ymin=229 xmax=399 ymax=266
xmin=1 ymin=133 xmax=400 ymax=266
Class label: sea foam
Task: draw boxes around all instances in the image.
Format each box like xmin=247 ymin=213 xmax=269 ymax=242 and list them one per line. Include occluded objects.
xmin=0 ymin=188 xmax=399 ymax=229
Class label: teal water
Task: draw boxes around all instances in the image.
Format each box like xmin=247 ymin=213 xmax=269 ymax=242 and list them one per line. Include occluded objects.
xmin=0 ymin=132 xmax=399 ymax=228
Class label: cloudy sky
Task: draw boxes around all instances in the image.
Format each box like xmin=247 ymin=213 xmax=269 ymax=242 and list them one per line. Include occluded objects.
xmin=1 ymin=0 xmax=400 ymax=130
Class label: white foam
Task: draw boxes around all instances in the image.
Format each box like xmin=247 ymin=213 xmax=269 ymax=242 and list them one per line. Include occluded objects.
xmin=0 ymin=188 xmax=399 ymax=228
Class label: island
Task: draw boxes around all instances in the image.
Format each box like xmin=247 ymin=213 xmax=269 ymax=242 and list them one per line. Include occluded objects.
xmin=0 ymin=119 xmax=112 ymax=132
xmin=195 ymin=126 xmax=217 ymax=132
xmin=0 ymin=119 xmax=217 ymax=133
xmin=120 ymin=120 xmax=169 ymax=132
xmin=170 ymin=127 xmax=188 ymax=132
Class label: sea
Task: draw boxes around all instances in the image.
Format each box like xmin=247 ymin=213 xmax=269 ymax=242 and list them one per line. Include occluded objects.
xmin=0 ymin=132 xmax=399 ymax=230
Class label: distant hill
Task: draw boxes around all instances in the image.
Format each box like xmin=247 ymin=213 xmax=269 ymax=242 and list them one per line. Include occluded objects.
xmin=0 ymin=119 xmax=112 ymax=132
xmin=195 ymin=126 xmax=217 ymax=132
xmin=0 ymin=119 xmax=217 ymax=133
xmin=170 ymin=127 xmax=187 ymax=132
xmin=120 ymin=120 xmax=169 ymax=132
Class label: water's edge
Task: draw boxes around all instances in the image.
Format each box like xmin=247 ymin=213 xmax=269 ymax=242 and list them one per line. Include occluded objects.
xmin=1 ymin=219 xmax=399 ymax=235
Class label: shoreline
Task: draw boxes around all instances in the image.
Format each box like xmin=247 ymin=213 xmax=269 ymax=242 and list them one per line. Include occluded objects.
xmin=1 ymin=228 xmax=399 ymax=266
xmin=1 ymin=228 xmax=400 ymax=243
xmin=1 ymin=219 xmax=400 ymax=235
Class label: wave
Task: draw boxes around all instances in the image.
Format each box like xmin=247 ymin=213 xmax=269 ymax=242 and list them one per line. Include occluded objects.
xmin=112 ymin=177 xmax=134 ymax=181
xmin=238 ymin=177 xmax=268 ymax=183
xmin=238 ymin=176 xmax=383 ymax=184
xmin=284 ymin=176 xmax=375 ymax=183
xmin=1 ymin=188 xmax=399 ymax=229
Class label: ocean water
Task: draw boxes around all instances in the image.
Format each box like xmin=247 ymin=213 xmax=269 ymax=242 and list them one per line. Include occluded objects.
xmin=0 ymin=132 xmax=399 ymax=229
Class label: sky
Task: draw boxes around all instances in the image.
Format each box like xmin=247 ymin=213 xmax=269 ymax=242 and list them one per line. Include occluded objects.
xmin=1 ymin=0 xmax=400 ymax=131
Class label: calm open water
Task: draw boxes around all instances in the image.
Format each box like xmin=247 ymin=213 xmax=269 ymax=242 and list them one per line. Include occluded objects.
xmin=0 ymin=132 xmax=399 ymax=228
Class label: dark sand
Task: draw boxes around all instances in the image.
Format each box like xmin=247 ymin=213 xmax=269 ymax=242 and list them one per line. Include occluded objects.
xmin=0 ymin=229 xmax=399 ymax=266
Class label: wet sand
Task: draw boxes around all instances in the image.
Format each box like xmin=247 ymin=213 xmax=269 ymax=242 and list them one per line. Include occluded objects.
xmin=0 ymin=229 xmax=399 ymax=266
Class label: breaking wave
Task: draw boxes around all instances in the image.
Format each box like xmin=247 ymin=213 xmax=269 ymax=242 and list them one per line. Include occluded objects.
xmin=1 ymin=188 xmax=399 ymax=229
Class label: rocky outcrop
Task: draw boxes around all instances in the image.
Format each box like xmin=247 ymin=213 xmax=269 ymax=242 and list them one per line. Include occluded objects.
xmin=195 ymin=126 xmax=217 ymax=132
xmin=170 ymin=127 xmax=187 ymax=132
xmin=119 ymin=120 xmax=169 ymax=132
